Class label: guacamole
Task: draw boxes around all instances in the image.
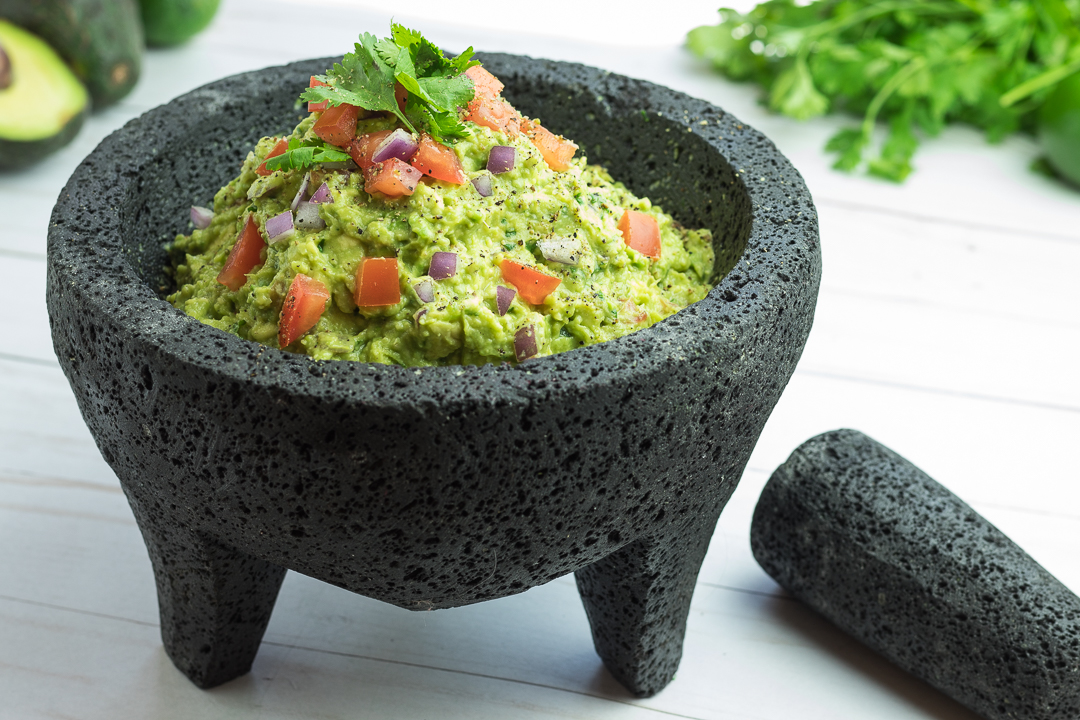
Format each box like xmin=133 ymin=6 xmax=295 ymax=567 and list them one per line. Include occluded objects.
xmin=167 ymin=64 xmax=715 ymax=367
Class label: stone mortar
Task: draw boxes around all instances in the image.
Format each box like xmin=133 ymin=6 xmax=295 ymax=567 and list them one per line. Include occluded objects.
xmin=752 ymin=429 xmax=1080 ymax=719
xmin=47 ymin=53 xmax=821 ymax=696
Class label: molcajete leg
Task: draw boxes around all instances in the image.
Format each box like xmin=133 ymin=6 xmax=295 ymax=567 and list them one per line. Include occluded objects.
xmin=575 ymin=513 xmax=717 ymax=697
xmin=135 ymin=519 xmax=287 ymax=688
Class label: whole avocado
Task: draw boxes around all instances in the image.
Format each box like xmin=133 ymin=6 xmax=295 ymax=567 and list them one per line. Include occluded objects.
xmin=1038 ymin=71 xmax=1080 ymax=188
xmin=139 ymin=0 xmax=220 ymax=47
xmin=0 ymin=0 xmax=142 ymax=108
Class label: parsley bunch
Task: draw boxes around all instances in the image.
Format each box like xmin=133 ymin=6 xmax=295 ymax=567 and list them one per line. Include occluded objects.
xmin=302 ymin=23 xmax=480 ymax=145
xmin=687 ymin=0 xmax=1080 ymax=182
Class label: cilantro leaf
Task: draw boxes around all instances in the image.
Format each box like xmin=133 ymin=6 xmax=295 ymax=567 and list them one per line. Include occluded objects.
xmin=687 ymin=0 xmax=1080 ymax=181
xmin=301 ymin=23 xmax=480 ymax=144
xmin=264 ymin=137 xmax=350 ymax=173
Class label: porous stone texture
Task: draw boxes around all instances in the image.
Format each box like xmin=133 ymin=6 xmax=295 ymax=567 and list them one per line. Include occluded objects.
xmin=752 ymin=429 xmax=1080 ymax=720
xmin=47 ymin=54 xmax=820 ymax=696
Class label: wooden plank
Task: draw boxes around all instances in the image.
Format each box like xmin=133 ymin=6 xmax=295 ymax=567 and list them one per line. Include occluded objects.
xmin=0 ymin=360 xmax=117 ymax=487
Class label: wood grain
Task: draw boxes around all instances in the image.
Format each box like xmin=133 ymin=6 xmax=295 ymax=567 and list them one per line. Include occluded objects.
xmin=1 ymin=1 xmax=1077 ymax=718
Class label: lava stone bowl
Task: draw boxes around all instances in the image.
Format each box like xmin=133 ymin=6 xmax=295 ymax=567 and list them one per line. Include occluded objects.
xmin=47 ymin=53 xmax=821 ymax=697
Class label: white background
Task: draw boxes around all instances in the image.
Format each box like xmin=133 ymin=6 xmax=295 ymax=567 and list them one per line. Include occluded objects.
xmin=1 ymin=1 xmax=1078 ymax=718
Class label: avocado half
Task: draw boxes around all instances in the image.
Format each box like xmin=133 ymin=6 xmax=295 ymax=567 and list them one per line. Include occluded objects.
xmin=0 ymin=20 xmax=89 ymax=170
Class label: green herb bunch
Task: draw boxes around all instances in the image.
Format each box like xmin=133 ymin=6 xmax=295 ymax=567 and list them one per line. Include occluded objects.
xmin=687 ymin=0 xmax=1080 ymax=181
xmin=303 ymin=23 xmax=480 ymax=145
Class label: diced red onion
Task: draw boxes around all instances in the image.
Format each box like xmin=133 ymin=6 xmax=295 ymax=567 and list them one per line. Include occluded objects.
xmin=372 ymin=128 xmax=419 ymax=164
xmin=514 ymin=325 xmax=538 ymax=362
xmin=291 ymin=172 xmax=311 ymax=212
xmin=413 ymin=279 xmax=435 ymax=303
xmin=190 ymin=205 xmax=214 ymax=229
xmin=309 ymin=181 xmax=332 ymax=204
xmin=294 ymin=200 xmax=325 ymax=230
xmin=265 ymin=210 xmax=295 ymax=243
xmin=487 ymin=145 xmax=515 ymax=174
xmin=414 ymin=307 xmax=428 ymax=325
xmin=471 ymin=175 xmax=493 ymax=197
xmin=538 ymin=237 xmax=582 ymax=265
xmin=428 ymin=251 xmax=457 ymax=280
xmin=496 ymin=285 xmax=515 ymax=316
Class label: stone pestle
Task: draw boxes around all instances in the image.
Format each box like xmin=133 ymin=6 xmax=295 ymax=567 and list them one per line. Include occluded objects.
xmin=751 ymin=429 xmax=1080 ymax=720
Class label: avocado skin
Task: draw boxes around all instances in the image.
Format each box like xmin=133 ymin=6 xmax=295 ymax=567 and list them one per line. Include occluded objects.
xmin=0 ymin=105 xmax=86 ymax=170
xmin=140 ymin=0 xmax=221 ymax=47
xmin=0 ymin=0 xmax=143 ymax=108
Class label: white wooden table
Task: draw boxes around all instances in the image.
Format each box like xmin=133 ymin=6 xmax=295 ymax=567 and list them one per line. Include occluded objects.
xmin=2 ymin=2 xmax=1078 ymax=718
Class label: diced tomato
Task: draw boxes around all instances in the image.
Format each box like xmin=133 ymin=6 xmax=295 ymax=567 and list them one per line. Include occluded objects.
xmin=411 ymin=134 xmax=466 ymax=184
xmin=349 ymin=129 xmax=394 ymax=171
xmin=618 ymin=209 xmax=661 ymax=260
xmin=465 ymin=65 xmax=504 ymax=98
xmin=355 ymin=257 xmax=401 ymax=307
xmin=364 ymin=157 xmax=423 ymax=197
xmin=463 ymin=93 xmax=521 ymax=136
xmin=395 ymin=81 xmax=408 ymax=113
xmin=522 ymin=120 xmax=577 ymax=171
xmin=312 ymin=103 xmax=360 ymax=147
xmin=256 ymin=137 xmax=289 ymax=176
xmin=217 ymin=215 xmax=266 ymax=291
xmin=498 ymin=259 xmax=561 ymax=305
xmin=308 ymin=76 xmax=329 ymax=113
xmin=278 ymin=274 xmax=330 ymax=348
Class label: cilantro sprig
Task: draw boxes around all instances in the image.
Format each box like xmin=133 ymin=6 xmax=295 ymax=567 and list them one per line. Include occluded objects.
xmin=301 ymin=23 xmax=480 ymax=144
xmin=687 ymin=0 xmax=1080 ymax=182
xmin=264 ymin=136 xmax=351 ymax=173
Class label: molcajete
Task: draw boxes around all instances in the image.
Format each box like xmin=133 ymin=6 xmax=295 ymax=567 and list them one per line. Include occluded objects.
xmin=46 ymin=53 xmax=821 ymax=697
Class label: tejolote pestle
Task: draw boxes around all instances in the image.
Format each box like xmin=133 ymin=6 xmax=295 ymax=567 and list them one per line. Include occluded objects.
xmin=750 ymin=429 xmax=1080 ymax=720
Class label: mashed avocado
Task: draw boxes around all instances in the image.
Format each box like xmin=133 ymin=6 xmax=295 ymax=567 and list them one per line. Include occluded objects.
xmin=167 ymin=59 xmax=714 ymax=366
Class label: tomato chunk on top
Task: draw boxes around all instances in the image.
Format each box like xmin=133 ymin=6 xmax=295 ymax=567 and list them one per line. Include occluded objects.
xmin=365 ymin=157 xmax=422 ymax=197
xmin=217 ymin=215 xmax=266 ymax=291
xmin=355 ymin=257 xmax=401 ymax=307
xmin=312 ymin=103 xmax=360 ymax=147
xmin=498 ymin=259 xmax=561 ymax=305
xmin=465 ymin=65 xmax=504 ymax=98
xmin=307 ymin=76 xmax=329 ymax=113
xmin=349 ymin=129 xmax=395 ymax=171
xmin=618 ymin=209 xmax=661 ymax=260
xmin=522 ymin=120 xmax=577 ymax=171
xmin=411 ymin=134 xmax=466 ymax=184
xmin=256 ymin=137 xmax=289 ymax=176
xmin=279 ymin=273 xmax=330 ymax=348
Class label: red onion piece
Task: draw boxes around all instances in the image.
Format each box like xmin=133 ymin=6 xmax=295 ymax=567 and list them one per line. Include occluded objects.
xmin=496 ymin=285 xmax=515 ymax=316
xmin=309 ymin=182 xmax=332 ymax=204
xmin=428 ymin=251 xmax=457 ymax=280
xmin=265 ymin=211 xmax=294 ymax=243
xmin=514 ymin=325 xmax=538 ymax=362
xmin=372 ymin=128 xmax=419 ymax=164
xmin=291 ymin=172 xmax=311 ymax=212
xmin=294 ymin=200 xmax=325 ymax=230
xmin=487 ymin=145 xmax=515 ymax=174
xmin=190 ymin=206 xmax=214 ymax=229
xmin=471 ymin=174 xmax=493 ymax=197
xmin=538 ymin=237 xmax=582 ymax=266
xmin=413 ymin=307 xmax=428 ymax=325
xmin=413 ymin=279 xmax=435 ymax=303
